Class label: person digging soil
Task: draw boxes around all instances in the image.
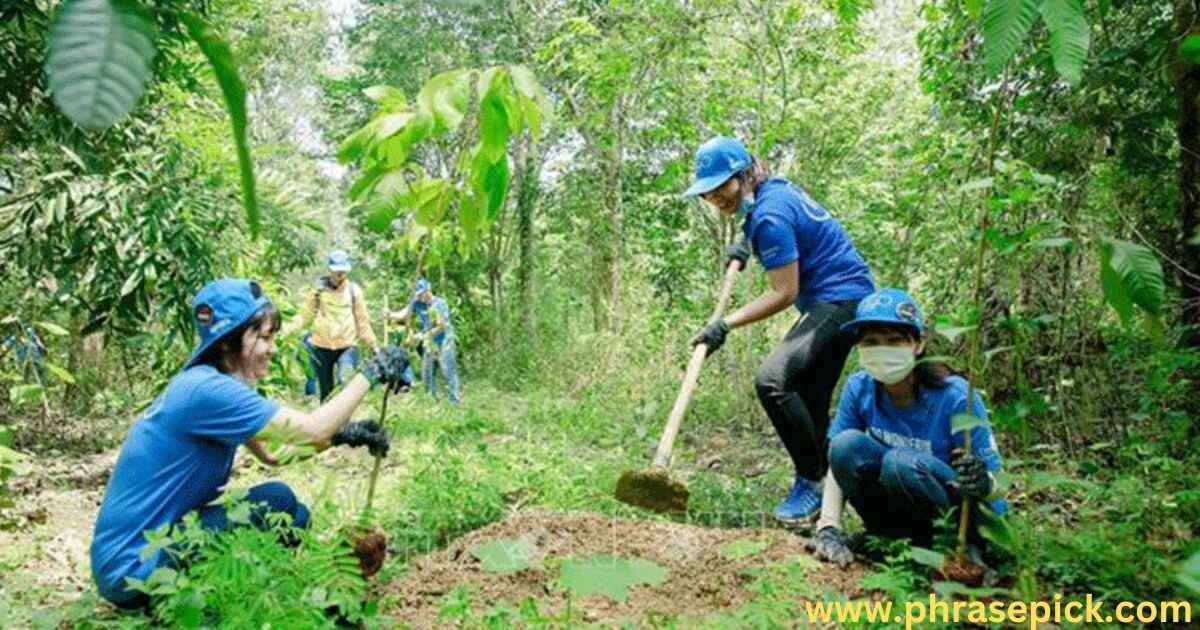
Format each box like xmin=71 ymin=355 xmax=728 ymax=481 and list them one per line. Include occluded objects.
xmin=684 ymin=136 xmax=877 ymax=526
xmin=89 ymin=278 xmax=411 ymax=611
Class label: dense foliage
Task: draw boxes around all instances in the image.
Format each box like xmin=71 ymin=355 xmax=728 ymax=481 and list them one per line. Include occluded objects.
xmin=1 ymin=0 xmax=1197 ymax=626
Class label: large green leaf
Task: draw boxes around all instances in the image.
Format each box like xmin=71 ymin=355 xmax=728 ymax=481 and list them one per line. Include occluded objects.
xmin=337 ymin=126 xmax=373 ymax=164
xmin=1039 ymin=0 xmax=1090 ymax=85
xmin=469 ymin=538 xmax=534 ymax=574
xmin=382 ymin=112 xmax=434 ymax=168
xmin=908 ymin=547 xmax=945 ymax=571
xmin=981 ymin=0 xmax=1040 ymax=75
xmin=558 ymin=555 xmax=668 ymax=603
xmin=45 ymin=362 xmax=76 ymax=385
xmin=9 ymin=384 xmax=44 ymax=406
xmin=45 ymin=0 xmax=156 ymax=131
xmin=181 ymin=14 xmax=259 ymax=238
xmin=363 ymin=84 xmax=406 ymax=108
xmin=1099 ymin=238 xmax=1164 ymax=325
xmin=478 ymin=90 xmax=512 ymax=164
xmin=951 ymin=413 xmax=990 ymax=434
xmin=478 ymin=154 xmax=510 ymax=221
xmin=363 ymin=199 xmax=399 ymax=234
xmin=506 ymin=65 xmax=551 ymax=139
xmin=36 ymin=321 xmax=69 ymax=337
xmin=1182 ymin=36 xmax=1200 ymax=65
xmin=417 ymin=69 xmax=472 ymax=133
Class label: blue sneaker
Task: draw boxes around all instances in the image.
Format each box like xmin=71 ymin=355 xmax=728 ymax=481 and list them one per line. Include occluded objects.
xmin=773 ymin=476 xmax=822 ymax=523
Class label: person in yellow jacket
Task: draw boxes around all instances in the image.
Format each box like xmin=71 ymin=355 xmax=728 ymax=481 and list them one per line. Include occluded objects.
xmin=281 ymin=250 xmax=379 ymax=401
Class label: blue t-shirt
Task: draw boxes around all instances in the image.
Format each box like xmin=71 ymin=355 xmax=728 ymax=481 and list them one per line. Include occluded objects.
xmin=90 ymin=365 xmax=279 ymax=604
xmin=742 ymin=177 xmax=875 ymax=309
xmin=411 ymin=296 xmax=454 ymax=346
xmin=830 ymin=371 xmax=1007 ymax=514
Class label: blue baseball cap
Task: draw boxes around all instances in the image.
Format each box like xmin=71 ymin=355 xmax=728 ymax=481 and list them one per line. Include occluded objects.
xmin=682 ymin=136 xmax=753 ymax=198
xmin=412 ymin=278 xmax=431 ymax=299
xmin=841 ymin=288 xmax=924 ymax=337
xmin=327 ymin=250 xmax=352 ymax=272
xmin=185 ymin=278 xmax=271 ymax=368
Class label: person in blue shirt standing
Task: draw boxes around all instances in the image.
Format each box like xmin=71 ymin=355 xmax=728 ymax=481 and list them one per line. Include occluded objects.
xmin=90 ymin=279 xmax=410 ymax=610
xmin=393 ymin=278 xmax=460 ymax=405
xmin=2 ymin=322 xmax=46 ymax=384
xmin=806 ymin=288 xmax=1006 ymax=567
xmin=685 ymin=136 xmax=876 ymax=524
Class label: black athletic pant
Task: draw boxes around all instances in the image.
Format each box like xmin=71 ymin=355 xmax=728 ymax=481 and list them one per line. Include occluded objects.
xmin=754 ymin=300 xmax=860 ymax=482
xmin=312 ymin=345 xmax=354 ymax=402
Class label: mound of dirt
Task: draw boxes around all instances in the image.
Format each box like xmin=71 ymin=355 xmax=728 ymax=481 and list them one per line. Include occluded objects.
xmin=382 ymin=510 xmax=865 ymax=626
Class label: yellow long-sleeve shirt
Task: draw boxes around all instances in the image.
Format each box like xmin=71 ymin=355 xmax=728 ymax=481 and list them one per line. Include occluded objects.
xmin=286 ymin=280 xmax=378 ymax=350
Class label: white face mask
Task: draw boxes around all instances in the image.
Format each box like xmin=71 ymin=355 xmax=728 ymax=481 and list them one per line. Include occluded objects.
xmin=859 ymin=344 xmax=916 ymax=385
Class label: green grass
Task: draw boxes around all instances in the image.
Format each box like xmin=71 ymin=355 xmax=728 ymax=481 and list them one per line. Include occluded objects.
xmin=2 ymin=363 xmax=1197 ymax=627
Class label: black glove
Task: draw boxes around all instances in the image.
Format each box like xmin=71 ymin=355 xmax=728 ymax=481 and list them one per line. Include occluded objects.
xmin=690 ymin=319 xmax=730 ymax=356
xmin=725 ymin=237 xmax=751 ymax=271
xmin=805 ymin=526 xmax=853 ymax=568
xmin=362 ymin=345 xmax=411 ymax=393
xmin=951 ymin=451 xmax=992 ymax=500
xmin=331 ymin=420 xmax=390 ymax=458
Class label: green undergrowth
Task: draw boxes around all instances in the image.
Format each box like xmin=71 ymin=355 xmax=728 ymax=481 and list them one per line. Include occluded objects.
xmin=4 ymin=354 xmax=1198 ymax=628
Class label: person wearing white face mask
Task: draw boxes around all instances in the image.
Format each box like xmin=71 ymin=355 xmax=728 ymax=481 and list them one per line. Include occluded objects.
xmin=805 ymin=288 xmax=1007 ymax=567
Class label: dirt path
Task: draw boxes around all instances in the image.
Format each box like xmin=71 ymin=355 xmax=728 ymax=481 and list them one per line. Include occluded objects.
xmin=0 ymin=449 xmax=116 ymax=609
xmin=383 ymin=510 xmax=866 ymax=627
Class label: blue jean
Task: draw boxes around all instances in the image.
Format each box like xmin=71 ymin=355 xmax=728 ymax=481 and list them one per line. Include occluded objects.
xmin=422 ymin=341 xmax=460 ymax=404
xmin=194 ymin=481 xmax=310 ymax=533
xmin=828 ymin=429 xmax=957 ymax=544
xmin=120 ymin=482 xmax=310 ymax=610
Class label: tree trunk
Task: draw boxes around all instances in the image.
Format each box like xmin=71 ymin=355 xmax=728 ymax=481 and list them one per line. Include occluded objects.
xmin=607 ymin=157 xmax=623 ymax=331
xmin=1173 ymin=0 xmax=1200 ymax=347
xmin=515 ymin=142 xmax=543 ymax=341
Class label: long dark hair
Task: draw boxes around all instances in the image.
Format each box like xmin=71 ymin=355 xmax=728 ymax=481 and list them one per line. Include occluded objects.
xmin=914 ymin=342 xmax=952 ymax=391
xmin=196 ymin=303 xmax=281 ymax=373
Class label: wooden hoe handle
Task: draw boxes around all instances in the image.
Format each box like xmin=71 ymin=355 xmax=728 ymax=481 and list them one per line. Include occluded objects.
xmin=651 ymin=260 xmax=742 ymax=468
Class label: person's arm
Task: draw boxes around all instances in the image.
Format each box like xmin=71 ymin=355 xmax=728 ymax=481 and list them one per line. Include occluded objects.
xmin=257 ymin=373 xmax=372 ymax=449
xmin=723 ymin=261 xmax=799 ymax=329
xmin=815 ymin=474 xmax=846 ymax=531
xmin=245 ymin=437 xmax=279 ymax=466
xmin=388 ymin=306 xmax=411 ymax=321
xmin=280 ymin=289 xmax=318 ymax=338
xmin=352 ymin=285 xmax=379 ymax=352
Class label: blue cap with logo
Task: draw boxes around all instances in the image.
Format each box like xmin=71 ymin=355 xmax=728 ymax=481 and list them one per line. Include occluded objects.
xmin=327 ymin=250 xmax=352 ymax=272
xmin=683 ymin=136 xmax=753 ymax=198
xmin=412 ymin=278 xmax=431 ymax=299
xmin=185 ymin=278 xmax=271 ymax=368
xmin=841 ymin=288 xmax=924 ymax=336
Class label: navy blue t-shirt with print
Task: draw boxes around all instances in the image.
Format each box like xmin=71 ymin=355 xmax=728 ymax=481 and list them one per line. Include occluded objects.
xmin=90 ymin=365 xmax=279 ymax=605
xmin=742 ymin=177 xmax=875 ymax=309
xmin=830 ymin=371 xmax=1007 ymax=515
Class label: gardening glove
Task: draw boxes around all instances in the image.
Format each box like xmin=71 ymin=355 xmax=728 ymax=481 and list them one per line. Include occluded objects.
xmin=805 ymin=526 xmax=853 ymax=568
xmin=951 ymin=450 xmax=992 ymax=500
xmin=362 ymin=345 xmax=411 ymax=393
xmin=690 ymin=319 xmax=730 ymax=356
xmin=331 ymin=420 xmax=391 ymax=458
xmin=725 ymin=237 xmax=751 ymax=271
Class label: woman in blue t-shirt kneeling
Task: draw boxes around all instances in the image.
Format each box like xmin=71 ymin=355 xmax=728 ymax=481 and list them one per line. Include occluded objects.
xmin=806 ymin=288 xmax=1007 ymax=567
xmin=90 ymin=279 xmax=410 ymax=609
